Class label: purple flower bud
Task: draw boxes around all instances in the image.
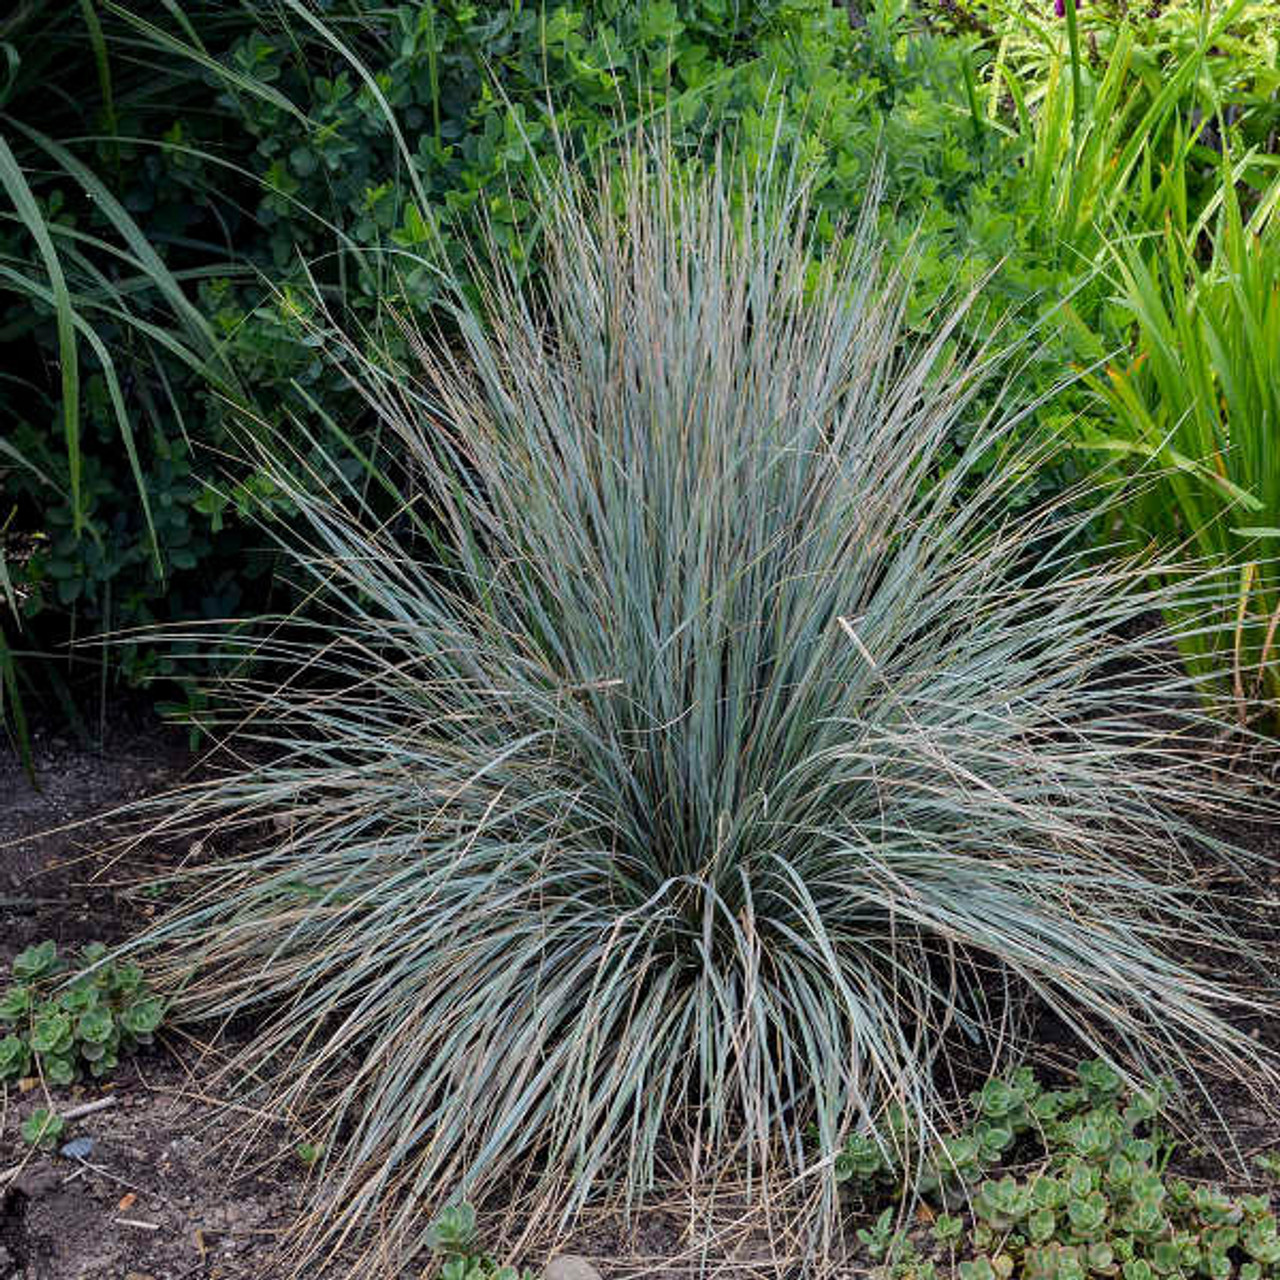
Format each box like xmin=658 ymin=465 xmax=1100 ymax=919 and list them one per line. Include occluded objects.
xmin=1055 ymin=0 xmax=1065 ymax=14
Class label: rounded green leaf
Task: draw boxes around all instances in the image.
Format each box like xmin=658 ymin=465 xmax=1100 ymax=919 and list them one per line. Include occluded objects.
xmin=76 ymin=1006 xmax=114 ymax=1045
xmin=88 ymin=1051 xmax=118 ymax=1079
xmin=59 ymin=982 xmax=99 ymax=1015
xmin=21 ymin=1108 xmax=65 ymax=1149
xmin=29 ymin=1009 xmax=72 ymax=1054
xmin=0 ymin=1034 xmax=31 ymax=1080
xmin=120 ymin=996 xmax=164 ymax=1036
xmin=13 ymin=941 xmax=58 ymax=981
xmin=44 ymin=1053 xmax=76 ymax=1086
xmin=0 ymin=984 xmax=32 ymax=1021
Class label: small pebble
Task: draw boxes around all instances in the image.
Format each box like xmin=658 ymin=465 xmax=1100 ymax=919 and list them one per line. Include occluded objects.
xmin=544 ymin=1256 xmax=604 ymax=1280
xmin=61 ymin=1136 xmax=94 ymax=1159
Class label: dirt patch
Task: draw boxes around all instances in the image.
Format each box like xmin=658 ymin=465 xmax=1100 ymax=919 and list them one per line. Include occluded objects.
xmin=0 ymin=722 xmax=384 ymax=1279
xmin=0 ymin=715 xmax=191 ymax=963
xmin=0 ymin=1053 xmax=351 ymax=1279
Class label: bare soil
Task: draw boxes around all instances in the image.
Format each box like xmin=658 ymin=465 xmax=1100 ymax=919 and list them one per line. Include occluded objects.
xmin=0 ymin=717 xmax=337 ymax=1280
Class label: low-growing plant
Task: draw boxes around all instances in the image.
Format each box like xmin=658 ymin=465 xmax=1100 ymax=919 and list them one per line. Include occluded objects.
xmin=130 ymin=145 xmax=1271 ymax=1273
xmin=425 ymin=1203 xmax=535 ymax=1280
xmin=0 ymin=940 xmax=165 ymax=1085
xmin=838 ymin=1059 xmax=1163 ymax=1200
xmin=19 ymin=1106 xmax=65 ymax=1150
xmin=860 ymin=1206 xmax=905 ymax=1262
xmin=295 ymin=1141 xmax=323 ymax=1168
xmin=845 ymin=1060 xmax=1280 ymax=1280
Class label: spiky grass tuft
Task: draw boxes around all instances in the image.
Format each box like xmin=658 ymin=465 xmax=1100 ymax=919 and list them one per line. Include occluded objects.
xmin=135 ymin=147 xmax=1272 ymax=1273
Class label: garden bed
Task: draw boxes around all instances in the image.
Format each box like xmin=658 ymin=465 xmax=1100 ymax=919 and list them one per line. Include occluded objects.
xmin=3 ymin=720 xmax=1280 ymax=1280
xmin=0 ymin=726 xmax=703 ymax=1277
xmin=0 ymin=721 xmax=321 ymax=1279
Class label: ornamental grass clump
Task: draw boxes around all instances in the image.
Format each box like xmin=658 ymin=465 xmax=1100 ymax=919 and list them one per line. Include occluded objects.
xmin=135 ymin=149 xmax=1271 ymax=1272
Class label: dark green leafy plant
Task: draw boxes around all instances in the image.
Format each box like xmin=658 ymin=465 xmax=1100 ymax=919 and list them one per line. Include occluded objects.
xmin=843 ymin=1060 xmax=1280 ymax=1280
xmin=0 ymin=1 xmax=293 ymax=734
xmin=128 ymin=145 xmax=1272 ymax=1273
xmin=4 ymin=0 xmax=1271 ymax=747
xmin=0 ymin=940 xmax=165 ymax=1085
xmin=0 ymin=0 xmax=1078 ymax=736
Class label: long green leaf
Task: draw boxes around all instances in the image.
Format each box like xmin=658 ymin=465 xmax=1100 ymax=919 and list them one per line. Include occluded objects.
xmin=0 ymin=264 xmax=163 ymax=575
xmin=0 ymin=627 xmax=35 ymax=785
xmin=8 ymin=121 xmax=235 ymax=377
xmin=0 ymin=134 xmax=82 ymax=533
xmin=77 ymin=0 xmax=116 ymax=140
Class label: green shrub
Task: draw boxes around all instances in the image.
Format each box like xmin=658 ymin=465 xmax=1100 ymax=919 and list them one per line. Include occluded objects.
xmin=842 ymin=1059 xmax=1280 ymax=1280
xmin=0 ymin=940 xmax=166 ymax=1085
xmin=0 ymin=0 xmax=1083 ymax=730
xmin=130 ymin=146 xmax=1270 ymax=1272
xmin=0 ymin=2 xmax=301 ymax=735
xmin=3 ymin=0 xmax=1270 ymax=741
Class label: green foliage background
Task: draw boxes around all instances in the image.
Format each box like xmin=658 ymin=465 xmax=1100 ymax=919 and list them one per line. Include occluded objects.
xmin=2 ymin=0 xmax=1278 ymax=735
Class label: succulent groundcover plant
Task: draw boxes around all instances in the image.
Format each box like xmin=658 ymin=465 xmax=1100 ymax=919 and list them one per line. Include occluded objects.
xmin=137 ymin=146 xmax=1271 ymax=1271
